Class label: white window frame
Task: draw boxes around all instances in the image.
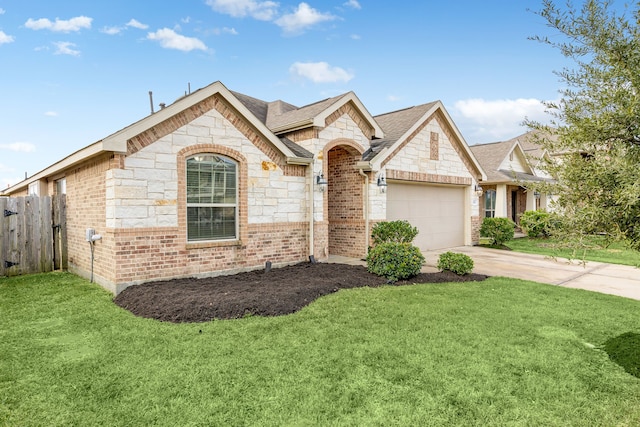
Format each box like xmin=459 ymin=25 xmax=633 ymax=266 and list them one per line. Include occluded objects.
xmin=186 ymin=154 xmax=238 ymax=242
xmin=484 ymin=189 xmax=496 ymax=218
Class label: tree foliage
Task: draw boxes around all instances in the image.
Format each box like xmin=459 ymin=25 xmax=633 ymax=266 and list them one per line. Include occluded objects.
xmin=527 ymin=0 xmax=640 ymax=250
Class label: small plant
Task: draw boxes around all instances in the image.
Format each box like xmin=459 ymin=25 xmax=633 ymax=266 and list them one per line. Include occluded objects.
xmin=371 ymin=220 xmax=418 ymax=245
xmin=480 ymin=217 xmax=515 ymax=246
xmin=366 ymin=242 xmax=425 ymax=282
xmin=437 ymin=252 xmax=474 ymax=275
xmin=519 ymin=210 xmax=554 ymax=238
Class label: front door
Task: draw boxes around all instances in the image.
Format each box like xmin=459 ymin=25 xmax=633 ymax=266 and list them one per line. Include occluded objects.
xmin=511 ymin=190 xmax=518 ymax=223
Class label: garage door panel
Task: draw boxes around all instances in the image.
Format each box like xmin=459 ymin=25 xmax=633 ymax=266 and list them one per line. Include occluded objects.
xmin=387 ymin=183 xmax=465 ymax=251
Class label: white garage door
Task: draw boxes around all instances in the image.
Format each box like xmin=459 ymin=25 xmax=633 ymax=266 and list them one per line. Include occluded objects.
xmin=387 ymin=182 xmax=465 ymax=251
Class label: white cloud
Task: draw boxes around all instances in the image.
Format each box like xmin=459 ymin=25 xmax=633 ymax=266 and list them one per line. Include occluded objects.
xmin=212 ymin=27 xmax=239 ymax=35
xmin=206 ymin=0 xmax=279 ymax=21
xmin=0 ymin=8 xmax=5 ymax=15
xmin=275 ymin=3 xmax=336 ymax=34
xmin=453 ymin=98 xmax=550 ymax=143
xmin=344 ymin=0 xmax=361 ymax=9
xmin=44 ymin=111 xmax=58 ymax=117
xmin=0 ymin=30 xmax=14 ymax=44
xmin=387 ymin=95 xmax=401 ymax=102
xmin=127 ymin=19 xmax=148 ymax=30
xmin=290 ymin=61 xmax=353 ymax=83
xmin=350 ymin=34 xmax=361 ymax=40
xmin=147 ymin=28 xmax=208 ymax=52
xmin=0 ymin=142 xmax=36 ymax=153
xmin=53 ymin=41 xmax=80 ymax=56
xmin=101 ymin=26 xmax=122 ymax=35
xmin=25 ymin=16 xmax=92 ymax=33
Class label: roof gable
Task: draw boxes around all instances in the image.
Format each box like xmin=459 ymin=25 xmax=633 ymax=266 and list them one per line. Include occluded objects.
xmin=470 ymin=135 xmax=545 ymax=183
xmin=367 ymin=101 xmax=485 ymax=180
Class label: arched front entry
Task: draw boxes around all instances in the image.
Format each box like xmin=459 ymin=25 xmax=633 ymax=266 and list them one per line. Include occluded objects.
xmin=325 ymin=142 xmax=367 ymax=258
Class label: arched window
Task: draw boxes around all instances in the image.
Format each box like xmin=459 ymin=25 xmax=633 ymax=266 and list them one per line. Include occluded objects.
xmin=186 ymin=154 xmax=238 ymax=241
xmin=484 ymin=189 xmax=496 ymax=218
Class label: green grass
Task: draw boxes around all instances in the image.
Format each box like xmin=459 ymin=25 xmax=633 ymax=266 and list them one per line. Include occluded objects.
xmin=2 ymin=272 xmax=640 ymax=426
xmin=506 ymin=236 xmax=640 ymax=267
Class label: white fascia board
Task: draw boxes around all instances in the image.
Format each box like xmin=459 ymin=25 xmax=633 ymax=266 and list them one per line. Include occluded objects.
xmin=315 ymin=92 xmax=384 ymax=139
xmin=101 ymin=81 xmax=306 ymax=165
xmin=436 ymin=101 xmax=487 ymax=181
xmin=1 ymin=140 xmax=104 ymax=195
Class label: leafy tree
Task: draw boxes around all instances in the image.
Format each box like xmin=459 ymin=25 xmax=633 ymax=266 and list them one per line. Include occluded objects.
xmin=527 ymin=0 xmax=640 ymax=250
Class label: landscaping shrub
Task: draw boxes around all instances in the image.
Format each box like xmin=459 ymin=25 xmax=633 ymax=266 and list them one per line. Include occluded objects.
xmin=519 ymin=210 xmax=554 ymax=238
xmin=366 ymin=242 xmax=425 ymax=282
xmin=370 ymin=220 xmax=418 ymax=245
xmin=437 ymin=251 xmax=474 ymax=275
xmin=480 ymin=217 xmax=515 ymax=246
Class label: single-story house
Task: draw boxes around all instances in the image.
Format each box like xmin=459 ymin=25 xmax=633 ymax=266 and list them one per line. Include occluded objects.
xmin=1 ymin=81 xmax=486 ymax=294
xmin=470 ymin=130 xmax=555 ymax=225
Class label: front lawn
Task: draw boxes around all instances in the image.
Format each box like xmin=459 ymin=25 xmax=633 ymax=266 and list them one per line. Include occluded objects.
xmin=2 ymin=272 xmax=640 ymax=426
xmin=506 ymin=236 xmax=640 ymax=267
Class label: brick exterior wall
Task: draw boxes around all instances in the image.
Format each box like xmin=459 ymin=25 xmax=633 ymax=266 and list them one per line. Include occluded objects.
xmin=110 ymin=222 xmax=310 ymax=293
xmin=63 ymin=155 xmax=114 ymax=286
xmin=4 ymin=90 xmax=485 ymax=293
xmin=326 ymin=145 xmax=367 ymax=258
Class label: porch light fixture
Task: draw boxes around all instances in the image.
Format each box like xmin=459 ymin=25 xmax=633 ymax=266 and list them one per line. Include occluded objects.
xmin=316 ymin=173 xmax=328 ymax=191
xmin=377 ymin=175 xmax=387 ymax=193
xmin=534 ymin=190 xmax=541 ymax=200
xmin=474 ymin=184 xmax=483 ymax=197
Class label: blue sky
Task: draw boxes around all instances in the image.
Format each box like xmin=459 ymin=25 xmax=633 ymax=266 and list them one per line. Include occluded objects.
xmin=0 ymin=0 xmax=570 ymax=189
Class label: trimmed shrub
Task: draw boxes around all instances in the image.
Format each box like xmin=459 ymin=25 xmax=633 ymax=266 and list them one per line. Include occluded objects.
xmin=366 ymin=242 xmax=425 ymax=282
xmin=371 ymin=220 xmax=418 ymax=245
xmin=480 ymin=217 xmax=515 ymax=246
xmin=519 ymin=210 xmax=559 ymax=238
xmin=437 ymin=251 xmax=474 ymax=275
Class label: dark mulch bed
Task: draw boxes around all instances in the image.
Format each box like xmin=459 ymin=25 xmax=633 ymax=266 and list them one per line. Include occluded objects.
xmin=114 ymin=262 xmax=489 ymax=323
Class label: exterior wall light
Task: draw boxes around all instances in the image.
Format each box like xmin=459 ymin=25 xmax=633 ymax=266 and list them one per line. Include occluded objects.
xmin=474 ymin=184 xmax=484 ymax=197
xmin=316 ymin=173 xmax=328 ymax=191
xmin=377 ymin=175 xmax=387 ymax=193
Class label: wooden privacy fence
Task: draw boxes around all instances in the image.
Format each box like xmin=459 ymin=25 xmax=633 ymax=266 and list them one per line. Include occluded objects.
xmin=0 ymin=195 xmax=67 ymax=277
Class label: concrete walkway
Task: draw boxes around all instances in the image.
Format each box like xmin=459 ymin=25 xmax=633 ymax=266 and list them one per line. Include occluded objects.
xmin=329 ymin=246 xmax=640 ymax=301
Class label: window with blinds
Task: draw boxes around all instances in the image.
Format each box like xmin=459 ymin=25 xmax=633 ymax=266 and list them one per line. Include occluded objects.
xmin=484 ymin=189 xmax=496 ymax=218
xmin=186 ymin=154 xmax=238 ymax=241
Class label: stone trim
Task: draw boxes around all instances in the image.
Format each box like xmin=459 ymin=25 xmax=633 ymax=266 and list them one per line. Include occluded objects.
xmin=282 ymin=128 xmax=319 ymax=142
xmin=176 ymin=144 xmax=249 ymax=248
xmin=430 ymin=131 xmax=439 ymax=160
xmin=324 ymin=101 xmax=375 ymax=139
xmin=386 ymin=169 xmax=472 ymax=186
xmin=126 ymin=93 xmax=305 ymax=177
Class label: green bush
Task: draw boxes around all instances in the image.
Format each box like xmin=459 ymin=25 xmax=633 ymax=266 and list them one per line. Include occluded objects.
xmin=366 ymin=242 xmax=425 ymax=282
xmin=371 ymin=220 xmax=418 ymax=245
xmin=437 ymin=252 xmax=474 ymax=275
xmin=480 ymin=217 xmax=515 ymax=246
xmin=519 ymin=210 xmax=553 ymax=238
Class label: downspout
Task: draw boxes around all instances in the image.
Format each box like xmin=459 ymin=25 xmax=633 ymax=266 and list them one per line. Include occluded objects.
xmin=309 ymin=162 xmax=315 ymax=262
xmin=358 ymin=168 xmax=370 ymax=257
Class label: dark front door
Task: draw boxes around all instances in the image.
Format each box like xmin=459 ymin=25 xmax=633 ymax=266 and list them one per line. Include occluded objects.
xmin=511 ymin=190 xmax=518 ymax=223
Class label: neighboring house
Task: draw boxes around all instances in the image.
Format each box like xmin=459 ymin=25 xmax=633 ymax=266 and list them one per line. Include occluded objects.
xmin=1 ymin=81 xmax=485 ymax=294
xmin=470 ymin=130 xmax=555 ymax=225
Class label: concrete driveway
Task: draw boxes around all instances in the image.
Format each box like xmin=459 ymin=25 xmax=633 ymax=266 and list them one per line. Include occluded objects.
xmin=424 ymin=246 xmax=640 ymax=301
